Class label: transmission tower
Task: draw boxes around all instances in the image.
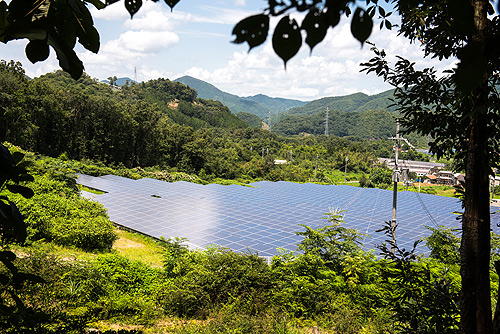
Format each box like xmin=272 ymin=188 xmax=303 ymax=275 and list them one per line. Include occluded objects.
xmin=325 ymin=107 xmax=329 ymax=136
xmin=134 ymin=66 xmax=137 ymax=82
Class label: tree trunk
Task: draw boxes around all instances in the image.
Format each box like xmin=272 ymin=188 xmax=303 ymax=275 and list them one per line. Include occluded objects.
xmin=460 ymin=2 xmax=492 ymax=333
xmin=493 ymin=261 xmax=500 ymax=334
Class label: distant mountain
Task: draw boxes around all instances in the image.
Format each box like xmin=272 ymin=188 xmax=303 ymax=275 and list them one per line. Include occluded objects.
xmin=174 ymin=76 xmax=307 ymax=119
xmin=243 ymin=93 xmax=308 ymax=113
xmin=281 ymin=90 xmax=396 ymax=120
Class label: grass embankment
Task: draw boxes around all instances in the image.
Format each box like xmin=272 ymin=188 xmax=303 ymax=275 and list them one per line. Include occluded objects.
xmin=112 ymin=229 xmax=164 ymax=268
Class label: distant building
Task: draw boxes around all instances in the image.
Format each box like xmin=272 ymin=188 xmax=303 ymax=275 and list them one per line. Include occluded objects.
xmin=436 ymin=171 xmax=456 ymax=185
xmin=274 ymin=159 xmax=287 ymax=165
xmin=377 ymin=158 xmax=445 ymax=175
xmin=425 ymin=174 xmax=438 ymax=184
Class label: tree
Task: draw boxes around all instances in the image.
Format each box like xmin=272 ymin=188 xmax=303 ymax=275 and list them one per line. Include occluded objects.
xmin=230 ymin=1 xmax=499 ymax=333
xmin=107 ymin=76 xmax=118 ymax=87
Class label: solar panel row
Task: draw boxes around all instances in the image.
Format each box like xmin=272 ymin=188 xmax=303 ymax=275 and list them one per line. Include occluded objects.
xmin=77 ymin=174 xmax=500 ymax=257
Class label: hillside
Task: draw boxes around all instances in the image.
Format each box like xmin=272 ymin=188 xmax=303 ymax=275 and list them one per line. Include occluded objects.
xmin=174 ymin=75 xmax=307 ymax=118
xmin=280 ymin=89 xmax=396 ymax=120
xmin=272 ymin=108 xmax=396 ymax=138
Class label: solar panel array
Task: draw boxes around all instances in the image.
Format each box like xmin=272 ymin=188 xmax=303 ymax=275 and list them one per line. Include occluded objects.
xmin=77 ymin=174 xmax=500 ymax=257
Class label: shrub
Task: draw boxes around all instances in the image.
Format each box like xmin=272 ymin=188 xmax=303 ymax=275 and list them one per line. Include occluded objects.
xmin=159 ymin=245 xmax=274 ymax=318
xmin=11 ymin=174 xmax=117 ymax=251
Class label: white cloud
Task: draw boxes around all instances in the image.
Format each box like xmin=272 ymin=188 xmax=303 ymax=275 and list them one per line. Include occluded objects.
xmin=123 ymin=10 xmax=176 ymax=31
xmin=89 ymin=2 xmax=130 ymax=20
xmin=19 ymin=2 xmax=458 ymax=101
xmin=115 ymin=30 xmax=179 ymax=52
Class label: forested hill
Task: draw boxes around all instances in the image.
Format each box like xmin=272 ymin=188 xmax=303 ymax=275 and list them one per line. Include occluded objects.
xmin=25 ymin=70 xmax=248 ymax=131
xmin=272 ymin=109 xmax=396 ymax=138
xmin=0 ymin=63 xmax=253 ymax=169
xmin=270 ymin=90 xmax=397 ymax=137
xmin=174 ymin=75 xmax=307 ymax=118
xmin=281 ymin=90 xmax=396 ymax=119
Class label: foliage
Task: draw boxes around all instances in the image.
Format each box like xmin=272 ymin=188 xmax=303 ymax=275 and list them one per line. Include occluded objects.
xmin=237 ymin=111 xmax=263 ymax=128
xmin=0 ymin=144 xmax=70 ymax=333
xmin=359 ymin=165 xmax=392 ymax=189
xmin=378 ymin=221 xmax=460 ymax=334
xmin=0 ymin=63 xmax=401 ymax=183
xmin=425 ymin=225 xmax=460 ymax=266
xmin=296 ymin=209 xmax=364 ymax=269
xmin=159 ymin=245 xmax=273 ymax=319
xmin=5 ymin=148 xmax=117 ymax=251
xmin=272 ymin=108 xmax=396 ymax=138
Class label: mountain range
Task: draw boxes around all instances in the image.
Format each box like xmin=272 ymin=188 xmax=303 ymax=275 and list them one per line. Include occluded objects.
xmin=100 ymin=75 xmax=398 ymax=137
xmin=174 ymin=76 xmax=308 ymax=119
xmin=174 ymin=75 xmax=396 ymax=119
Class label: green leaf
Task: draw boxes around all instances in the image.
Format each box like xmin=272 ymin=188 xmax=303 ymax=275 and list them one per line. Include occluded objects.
xmin=125 ymin=0 xmax=142 ymax=18
xmin=86 ymin=0 xmax=106 ymax=10
xmin=0 ymin=144 xmax=15 ymax=172
xmin=17 ymin=173 xmax=34 ymax=182
xmin=55 ymin=6 xmax=77 ymax=48
xmin=25 ymin=39 xmax=50 ymax=63
xmin=0 ymin=1 xmax=7 ymax=43
xmin=6 ymin=184 xmax=34 ymax=199
xmin=232 ymin=14 xmax=269 ymax=51
xmin=11 ymin=151 xmax=24 ymax=164
xmin=378 ymin=6 xmax=385 ymax=17
xmin=164 ymin=0 xmax=179 ymax=10
xmin=48 ymin=33 xmax=84 ymax=79
xmin=272 ymin=16 xmax=302 ymax=68
xmin=325 ymin=7 xmax=340 ymax=28
xmin=77 ymin=24 xmax=100 ymax=53
xmin=351 ymin=7 xmax=373 ymax=45
xmin=301 ymin=8 xmax=328 ymax=53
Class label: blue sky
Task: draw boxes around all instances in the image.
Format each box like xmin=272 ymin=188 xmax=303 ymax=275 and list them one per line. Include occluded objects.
xmin=0 ymin=0 xmax=455 ymax=100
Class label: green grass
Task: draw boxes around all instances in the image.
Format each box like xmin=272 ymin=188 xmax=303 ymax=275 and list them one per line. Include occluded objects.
xmin=400 ymin=183 xmax=459 ymax=198
xmin=112 ymin=228 xmax=165 ymax=268
xmin=16 ymin=228 xmax=165 ymax=268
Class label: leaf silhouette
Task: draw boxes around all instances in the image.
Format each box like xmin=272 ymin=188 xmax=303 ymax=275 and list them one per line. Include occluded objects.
xmin=272 ymin=16 xmax=302 ymax=68
xmin=232 ymin=14 xmax=269 ymax=51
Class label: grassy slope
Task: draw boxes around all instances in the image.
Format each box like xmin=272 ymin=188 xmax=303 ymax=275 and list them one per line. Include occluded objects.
xmin=112 ymin=229 xmax=164 ymax=268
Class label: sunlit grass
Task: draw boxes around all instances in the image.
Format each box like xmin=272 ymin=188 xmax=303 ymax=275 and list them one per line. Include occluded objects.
xmin=112 ymin=228 xmax=165 ymax=268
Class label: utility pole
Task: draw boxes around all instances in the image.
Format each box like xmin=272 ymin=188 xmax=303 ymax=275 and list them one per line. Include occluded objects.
xmin=325 ymin=107 xmax=329 ymax=136
xmin=344 ymin=156 xmax=348 ymax=183
xmin=314 ymin=154 xmax=319 ymax=179
xmin=390 ymin=121 xmax=400 ymax=254
xmin=388 ymin=120 xmax=414 ymax=254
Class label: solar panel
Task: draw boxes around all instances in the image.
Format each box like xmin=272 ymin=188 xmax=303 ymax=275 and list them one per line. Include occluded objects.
xmin=77 ymin=174 xmax=500 ymax=257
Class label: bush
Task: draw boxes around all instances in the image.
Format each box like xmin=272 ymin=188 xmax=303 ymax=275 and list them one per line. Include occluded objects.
xmin=11 ymin=173 xmax=117 ymax=251
xmin=159 ymin=245 xmax=274 ymax=318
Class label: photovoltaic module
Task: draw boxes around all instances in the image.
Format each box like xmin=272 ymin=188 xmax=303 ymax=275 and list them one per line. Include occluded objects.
xmin=77 ymin=174 xmax=500 ymax=257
